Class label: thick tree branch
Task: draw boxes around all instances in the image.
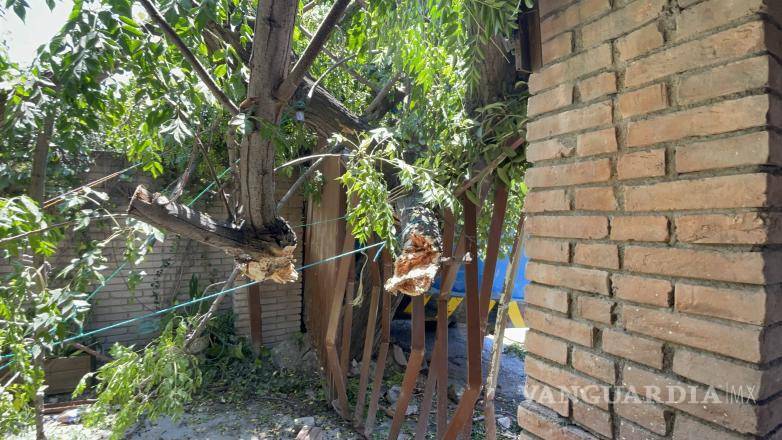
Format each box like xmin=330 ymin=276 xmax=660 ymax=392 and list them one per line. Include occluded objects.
xmin=127 ymin=186 xmax=297 ymax=283
xmin=138 ymin=0 xmax=240 ymax=115
xmin=274 ymin=0 xmax=352 ymax=102
xmin=297 ymin=24 xmax=380 ymax=92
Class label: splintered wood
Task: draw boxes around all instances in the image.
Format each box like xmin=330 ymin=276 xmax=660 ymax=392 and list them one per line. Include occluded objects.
xmin=128 ymin=185 xmax=298 ymax=283
xmin=385 ymin=207 xmax=442 ymax=296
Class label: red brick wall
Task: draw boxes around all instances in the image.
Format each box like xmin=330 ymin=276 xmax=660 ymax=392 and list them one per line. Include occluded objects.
xmin=518 ymin=0 xmax=782 ymax=438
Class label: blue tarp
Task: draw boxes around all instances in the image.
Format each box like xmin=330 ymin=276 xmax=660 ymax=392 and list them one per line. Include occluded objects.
xmin=430 ymin=251 xmax=529 ymax=301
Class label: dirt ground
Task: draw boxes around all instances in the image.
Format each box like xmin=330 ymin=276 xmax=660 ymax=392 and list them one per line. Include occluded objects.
xmin=9 ymin=321 xmax=525 ymax=439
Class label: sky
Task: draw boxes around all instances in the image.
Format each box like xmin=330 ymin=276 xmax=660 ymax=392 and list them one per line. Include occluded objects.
xmin=1 ymin=0 xmax=72 ymax=66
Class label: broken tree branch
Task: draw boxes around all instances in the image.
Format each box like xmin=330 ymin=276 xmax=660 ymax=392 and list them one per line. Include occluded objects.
xmin=138 ymin=0 xmax=240 ymax=115
xmin=127 ymin=186 xmax=297 ymax=283
xmin=363 ymin=71 xmax=401 ymax=117
xmin=185 ymin=266 xmax=240 ymax=353
xmin=275 ymin=0 xmax=352 ymax=102
xmin=454 ymin=136 xmax=525 ymax=197
xmin=297 ymin=24 xmax=380 ymax=92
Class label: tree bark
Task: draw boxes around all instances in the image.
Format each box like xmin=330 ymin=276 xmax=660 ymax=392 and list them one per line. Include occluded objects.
xmin=384 ymin=193 xmax=443 ymax=296
xmin=127 ymin=186 xmax=296 ymax=283
xmin=29 ymin=113 xmax=54 ymax=204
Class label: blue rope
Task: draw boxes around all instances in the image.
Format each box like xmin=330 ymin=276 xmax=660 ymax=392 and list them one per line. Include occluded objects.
xmin=59 ymin=241 xmax=383 ymax=346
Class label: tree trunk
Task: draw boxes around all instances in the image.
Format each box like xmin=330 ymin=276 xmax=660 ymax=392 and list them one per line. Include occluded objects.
xmin=29 ymin=113 xmax=54 ymax=204
xmin=384 ymin=193 xmax=443 ymax=296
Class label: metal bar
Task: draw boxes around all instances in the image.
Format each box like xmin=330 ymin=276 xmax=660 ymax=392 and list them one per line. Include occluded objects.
xmin=353 ymin=259 xmax=382 ymax=424
xmin=388 ymin=295 xmax=426 ymax=439
xmin=363 ymin=250 xmax=393 ymax=437
xmin=414 ymin=210 xmax=457 ymax=439
xmin=324 ymin=231 xmax=355 ymax=419
xmin=479 ymin=183 xmax=510 ymax=334
xmin=444 ymin=196 xmax=481 ymax=437
xmin=485 ymin=215 xmax=526 ymax=440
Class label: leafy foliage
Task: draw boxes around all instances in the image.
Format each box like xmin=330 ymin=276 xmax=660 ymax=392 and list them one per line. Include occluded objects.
xmin=75 ymin=319 xmax=202 ymax=440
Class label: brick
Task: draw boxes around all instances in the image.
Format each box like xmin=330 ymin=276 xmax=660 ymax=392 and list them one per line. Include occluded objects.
xmin=539 ymin=0 xmax=577 ymax=18
xmin=624 ymin=173 xmax=778 ymax=211
xmin=574 ymin=186 xmax=616 ymax=211
xmin=542 ymin=32 xmax=573 ymax=65
xmin=623 ymin=365 xmax=769 ymax=435
xmin=525 ymin=330 xmax=569 ymax=364
xmin=527 ymin=139 xmax=575 ymax=162
xmin=622 ymin=305 xmax=766 ymax=362
xmin=673 ymin=348 xmax=782 ymax=401
xmin=525 ymin=189 xmax=570 ymax=213
xmin=528 ymin=84 xmax=574 ymax=117
xmin=578 ymin=72 xmax=617 ymax=101
xmin=540 ymin=0 xmax=611 ymax=42
xmin=527 ymin=215 xmax=608 ymax=240
xmin=518 ymin=401 xmax=598 ymax=440
xmin=525 ymin=283 xmax=569 ymax=313
xmin=574 ymin=243 xmax=618 ymax=269
xmin=678 ymin=55 xmax=775 ymax=104
xmin=611 ymin=274 xmax=672 ymax=307
xmin=573 ymin=348 xmax=615 ymax=383
xmin=625 ymin=21 xmax=766 ymax=88
xmin=618 ymin=420 xmax=665 ymax=440
xmin=617 ymin=149 xmax=666 ymax=180
xmin=525 ymin=307 xmax=595 ymax=347
xmin=602 ymin=329 xmax=664 ymax=368
xmin=526 ymin=237 xmax=570 ymax=262
xmin=527 ymin=262 xmax=610 ymax=295
xmin=624 ymin=245 xmax=775 ymax=285
xmin=618 ymin=83 xmax=668 ymax=118
xmin=675 ymin=212 xmax=782 ymax=245
xmin=577 ymin=295 xmax=613 ymax=324
xmin=675 ymin=283 xmax=780 ymax=325
xmin=675 ymin=131 xmax=782 ymax=173
xmin=627 ymin=95 xmax=773 ymax=147
xmin=526 ymin=159 xmax=611 ymax=188
xmin=610 ymin=216 xmax=669 ymax=242
xmin=576 ymin=128 xmax=617 ymax=156
xmin=675 ymin=0 xmax=765 ymax=41
xmin=527 ymin=101 xmax=613 ymax=141
xmin=530 ymin=45 xmax=613 ymax=93
xmin=525 ymin=377 xmax=571 ymax=416
xmin=615 ymin=391 xmax=668 ymax=435
xmin=617 ymin=23 xmax=664 ymax=62
xmin=572 ymin=400 xmax=612 ymax=438
xmin=525 ymin=357 xmax=609 ymax=409
xmin=582 ymin=0 xmax=667 ymax=47
xmin=672 ymin=416 xmax=747 ymax=440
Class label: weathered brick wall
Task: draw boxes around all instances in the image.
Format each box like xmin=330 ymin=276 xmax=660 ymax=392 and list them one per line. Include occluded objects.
xmin=518 ymin=0 xmax=782 ymax=438
xmin=232 ymin=181 xmax=304 ymax=346
xmin=1 ymin=151 xmax=303 ymax=348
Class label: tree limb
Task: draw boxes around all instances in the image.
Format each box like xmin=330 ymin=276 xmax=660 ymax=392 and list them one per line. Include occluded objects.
xmin=127 ymin=186 xmax=297 ymax=283
xmin=138 ymin=0 xmax=240 ymax=115
xmin=274 ymin=0 xmax=352 ymax=102
xmin=185 ymin=266 xmax=240 ymax=353
xmin=363 ymin=72 xmax=401 ymax=117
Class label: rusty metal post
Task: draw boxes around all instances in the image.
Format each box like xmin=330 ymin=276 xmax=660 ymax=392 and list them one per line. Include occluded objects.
xmin=388 ymin=295 xmax=426 ymax=439
xmin=363 ymin=251 xmax=394 ymax=437
xmin=484 ymin=215 xmax=525 ymax=440
xmin=443 ymin=196 xmax=482 ymax=437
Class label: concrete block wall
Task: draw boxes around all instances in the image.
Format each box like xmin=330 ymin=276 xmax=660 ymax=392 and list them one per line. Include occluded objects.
xmin=518 ymin=0 xmax=782 ymax=438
